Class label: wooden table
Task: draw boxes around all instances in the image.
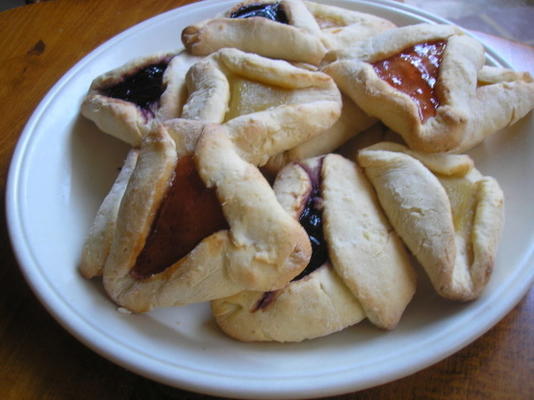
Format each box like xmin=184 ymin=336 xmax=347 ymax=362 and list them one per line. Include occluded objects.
xmin=0 ymin=1 xmax=532 ymax=399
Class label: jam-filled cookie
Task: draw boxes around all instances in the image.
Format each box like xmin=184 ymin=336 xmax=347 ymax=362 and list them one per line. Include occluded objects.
xmin=182 ymin=0 xmax=327 ymax=65
xmin=81 ymin=51 xmax=202 ymax=146
xmin=177 ymin=47 xmax=342 ymax=166
xmin=323 ymin=24 xmax=534 ymax=153
xmin=211 ymin=154 xmax=416 ymax=342
xmin=100 ymin=124 xmax=311 ymax=312
xmin=358 ymin=142 xmax=504 ymax=300
xmin=78 ymin=119 xmax=206 ymax=279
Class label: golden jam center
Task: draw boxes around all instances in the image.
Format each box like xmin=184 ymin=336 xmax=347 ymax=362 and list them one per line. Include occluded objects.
xmin=372 ymin=40 xmax=447 ymax=122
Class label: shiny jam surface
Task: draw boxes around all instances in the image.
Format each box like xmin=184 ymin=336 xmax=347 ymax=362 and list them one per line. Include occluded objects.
xmin=230 ymin=2 xmax=288 ymax=24
xmin=131 ymin=155 xmax=229 ymax=280
xmin=253 ymin=159 xmax=328 ymax=311
xmin=372 ymin=40 xmax=447 ymax=122
xmin=102 ymin=61 xmax=168 ymax=110
xmin=292 ymin=158 xmax=328 ymax=282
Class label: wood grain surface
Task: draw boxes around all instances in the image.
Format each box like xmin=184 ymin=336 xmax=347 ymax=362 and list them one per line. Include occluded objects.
xmin=0 ymin=0 xmax=532 ymax=399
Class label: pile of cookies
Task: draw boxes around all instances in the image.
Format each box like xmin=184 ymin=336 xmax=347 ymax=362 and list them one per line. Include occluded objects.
xmin=79 ymin=0 xmax=534 ymax=342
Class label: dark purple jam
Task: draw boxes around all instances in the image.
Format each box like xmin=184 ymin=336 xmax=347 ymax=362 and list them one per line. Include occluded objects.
xmin=292 ymin=158 xmax=328 ymax=281
xmin=252 ymin=291 xmax=277 ymax=312
xmin=230 ymin=2 xmax=289 ymax=24
xmin=253 ymin=158 xmax=328 ymax=311
xmin=102 ymin=61 xmax=168 ymax=111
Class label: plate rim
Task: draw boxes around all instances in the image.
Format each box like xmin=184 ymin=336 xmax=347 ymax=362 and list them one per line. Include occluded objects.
xmin=6 ymin=0 xmax=534 ymax=398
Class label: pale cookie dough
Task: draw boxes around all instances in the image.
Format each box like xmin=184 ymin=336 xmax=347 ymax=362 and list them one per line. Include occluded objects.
xmin=182 ymin=0 xmax=327 ymax=65
xmin=178 ymin=47 xmax=342 ymax=166
xmin=322 ymin=24 xmax=534 ymax=153
xmin=263 ymin=93 xmax=376 ymax=175
xmin=453 ymin=65 xmax=534 ymax=153
xmin=358 ymin=142 xmax=504 ymax=300
xmin=101 ymin=124 xmax=311 ymax=312
xmin=79 ymin=149 xmax=139 ymax=279
xmin=303 ymin=0 xmax=395 ymax=51
xmin=212 ymin=154 xmax=416 ymax=342
xmin=81 ymin=51 xmax=202 ymax=146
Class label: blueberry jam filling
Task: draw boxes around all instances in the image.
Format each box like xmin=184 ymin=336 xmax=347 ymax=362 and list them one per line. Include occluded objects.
xmin=252 ymin=290 xmax=278 ymax=312
xmin=292 ymin=158 xmax=328 ymax=281
xmin=230 ymin=2 xmax=289 ymax=24
xmin=102 ymin=61 xmax=169 ymax=111
xmin=253 ymin=158 xmax=328 ymax=311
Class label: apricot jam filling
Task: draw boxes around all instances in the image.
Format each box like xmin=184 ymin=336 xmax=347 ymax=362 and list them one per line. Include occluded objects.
xmin=230 ymin=2 xmax=288 ymax=24
xmin=101 ymin=60 xmax=169 ymax=112
xmin=131 ymin=155 xmax=228 ymax=279
xmin=372 ymin=40 xmax=447 ymax=122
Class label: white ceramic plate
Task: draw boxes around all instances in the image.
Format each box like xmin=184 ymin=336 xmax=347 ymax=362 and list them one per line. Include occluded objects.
xmin=6 ymin=0 xmax=534 ymax=398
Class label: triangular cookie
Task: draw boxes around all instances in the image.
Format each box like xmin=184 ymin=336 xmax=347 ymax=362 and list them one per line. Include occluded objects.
xmin=93 ymin=124 xmax=311 ymax=312
xmin=81 ymin=51 xmax=202 ymax=146
xmin=182 ymin=0 xmax=327 ymax=64
xmin=323 ymin=24 xmax=534 ymax=153
xmin=357 ymin=142 xmax=504 ymax=300
xmin=176 ymin=47 xmax=342 ymax=166
xmin=182 ymin=0 xmax=395 ymax=65
xmin=212 ymin=154 xmax=416 ymax=342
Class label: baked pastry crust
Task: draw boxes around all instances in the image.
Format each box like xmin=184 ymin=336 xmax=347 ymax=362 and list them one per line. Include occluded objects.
xmin=211 ymin=262 xmax=366 ymax=342
xmin=79 ymin=119 xmax=208 ymax=279
xmin=264 ymin=93 xmax=376 ymax=174
xmin=212 ymin=154 xmax=416 ymax=342
xmin=179 ymin=48 xmax=342 ymax=166
xmin=453 ymin=65 xmax=534 ymax=152
xmin=323 ymin=23 xmax=534 ymax=153
xmin=322 ymin=154 xmax=416 ymax=328
xmin=81 ymin=51 xmax=202 ymax=146
xmin=102 ymin=124 xmax=311 ymax=312
xmin=79 ymin=149 xmax=139 ymax=279
xmin=303 ymin=0 xmax=395 ymax=51
xmin=357 ymin=142 xmax=504 ymax=300
xmin=182 ymin=0 xmax=327 ymax=65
